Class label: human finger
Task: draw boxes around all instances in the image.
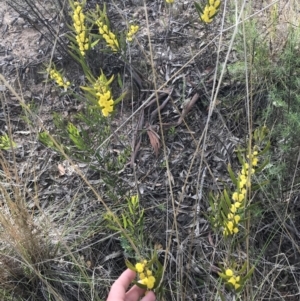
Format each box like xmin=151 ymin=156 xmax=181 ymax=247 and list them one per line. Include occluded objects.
xmin=124 ymin=285 xmax=146 ymax=301
xmin=107 ymin=269 xmax=136 ymax=301
xmin=141 ymin=291 xmax=156 ymax=301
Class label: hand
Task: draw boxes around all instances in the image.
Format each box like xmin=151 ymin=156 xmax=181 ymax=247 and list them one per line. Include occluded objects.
xmin=107 ymin=269 xmax=156 ymax=301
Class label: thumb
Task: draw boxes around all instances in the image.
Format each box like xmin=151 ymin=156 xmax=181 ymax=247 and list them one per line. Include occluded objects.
xmin=141 ymin=291 xmax=156 ymax=301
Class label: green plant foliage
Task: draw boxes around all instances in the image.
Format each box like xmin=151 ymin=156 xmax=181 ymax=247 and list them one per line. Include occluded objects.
xmin=126 ymin=251 xmax=163 ymax=292
xmin=104 ymin=195 xmax=145 ymax=257
xmin=0 ymin=134 xmax=16 ymax=150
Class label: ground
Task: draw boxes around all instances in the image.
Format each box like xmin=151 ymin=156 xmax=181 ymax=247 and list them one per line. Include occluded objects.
xmin=0 ymin=0 xmax=300 ymax=300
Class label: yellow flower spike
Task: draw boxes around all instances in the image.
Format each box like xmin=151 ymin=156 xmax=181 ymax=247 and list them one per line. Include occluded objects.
xmin=227 ymin=221 xmax=233 ymax=232
xmin=135 ymin=262 xmax=145 ymax=273
xmin=228 ymin=213 xmax=234 ymax=220
xmin=146 ymin=276 xmax=156 ymax=289
xmin=214 ymin=0 xmax=221 ymax=8
xmin=230 ymin=204 xmax=237 ymax=213
xmin=166 ymin=0 xmax=174 ymax=3
xmin=252 ymin=157 xmax=258 ymax=166
xmin=208 ymin=5 xmax=216 ymax=16
xmin=225 ymin=269 xmax=233 ymax=277
xmin=239 ymin=175 xmax=247 ymax=188
xmin=201 ymin=14 xmax=212 ymax=23
xmin=232 ymin=192 xmax=245 ymax=202
xmin=234 ymin=202 xmax=241 ymax=209
xmin=234 ymin=215 xmax=241 ymax=223
xmin=72 ymin=1 xmax=89 ymax=56
xmin=97 ymin=19 xmax=119 ymax=52
xmin=228 ymin=276 xmax=236 ymax=286
xmin=48 ymin=68 xmax=70 ymax=90
xmin=139 ymin=277 xmax=148 ymax=286
xmin=146 ymin=269 xmax=152 ymax=276
xmin=101 ymin=104 xmax=113 ymax=116
xmin=102 ymin=24 xmax=108 ymax=33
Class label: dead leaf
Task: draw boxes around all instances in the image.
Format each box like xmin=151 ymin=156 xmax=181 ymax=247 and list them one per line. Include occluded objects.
xmin=57 ymin=164 xmax=65 ymax=176
xmin=147 ymin=126 xmax=160 ymax=157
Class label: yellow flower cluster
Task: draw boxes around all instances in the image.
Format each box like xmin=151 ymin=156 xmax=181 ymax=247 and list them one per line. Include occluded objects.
xmin=94 ymin=72 xmax=114 ymax=117
xmin=224 ymin=149 xmax=259 ymax=236
xmin=48 ymin=68 xmax=70 ymax=90
xmin=201 ymin=0 xmax=221 ymax=23
xmin=96 ymin=19 xmax=119 ymax=52
xmin=72 ymin=2 xmax=89 ymax=56
xmin=224 ymin=213 xmax=240 ymax=236
xmin=135 ymin=260 xmax=156 ymax=290
xmin=126 ymin=25 xmax=139 ymax=42
xmin=225 ymin=269 xmax=241 ymax=290
xmin=166 ymin=0 xmax=174 ymax=3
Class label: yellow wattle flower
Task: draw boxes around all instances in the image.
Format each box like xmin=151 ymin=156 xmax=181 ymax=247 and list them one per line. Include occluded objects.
xmin=135 ymin=262 xmax=145 ymax=273
xmin=225 ymin=269 xmax=233 ymax=277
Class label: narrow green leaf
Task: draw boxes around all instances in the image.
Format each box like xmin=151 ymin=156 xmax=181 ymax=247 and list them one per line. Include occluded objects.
xmin=218 ymin=290 xmax=226 ymax=301
xmin=236 ymin=150 xmax=244 ymax=166
xmin=228 ymin=164 xmax=237 ymax=186
xmin=218 ymin=272 xmax=227 ymax=280
xmin=125 ymin=259 xmax=136 ymax=271
xmin=252 ymin=180 xmax=269 ymax=191
xmin=128 ymin=201 xmax=134 ymax=215
xmin=239 ymin=261 xmax=248 ymax=274
xmin=122 ymin=214 xmax=128 ymax=229
xmin=254 ymin=159 xmax=269 ymax=173
xmin=117 ymin=73 xmax=123 ymax=88
xmin=258 ymin=140 xmax=270 ymax=156
xmin=132 ymin=281 xmax=147 ymax=289
xmin=223 ymin=189 xmax=232 ymax=208
xmin=243 ymin=265 xmax=255 ymax=281
xmin=194 ymin=2 xmax=203 ymax=15
xmin=91 ymin=39 xmax=100 ymax=48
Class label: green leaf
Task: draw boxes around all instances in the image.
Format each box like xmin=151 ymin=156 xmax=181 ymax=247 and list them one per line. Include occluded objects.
xmin=194 ymin=2 xmax=203 ymax=16
xmin=254 ymin=159 xmax=269 ymax=173
xmin=252 ymin=180 xmax=269 ymax=191
xmin=228 ymin=164 xmax=237 ymax=186
xmin=243 ymin=265 xmax=255 ymax=281
xmin=114 ymin=91 xmax=127 ymax=105
xmin=223 ymin=189 xmax=232 ymax=208
xmin=122 ymin=214 xmax=128 ymax=229
xmin=127 ymin=218 xmax=134 ymax=228
xmin=91 ymin=39 xmax=100 ymax=48
xmin=220 ymin=199 xmax=229 ymax=217
xmin=218 ymin=272 xmax=227 ymax=281
xmin=117 ymin=73 xmax=123 ymax=88
xmin=125 ymin=259 xmax=136 ymax=271
xmin=258 ymin=140 xmax=270 ymax=156
xmin=236 ymin=150 xmax=244 ymax=166
xmin=218 ymin=290 xmax=226 ymax=301
xmin=132 ymin=281 xmax=147 ymax=289
xmin=128 ymin=201 xmax=134 ymax=215
xmin=239 ymin=261 xmax=248 ymax=274
xmin=153 ymin=264 xmax=163 ymax=289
